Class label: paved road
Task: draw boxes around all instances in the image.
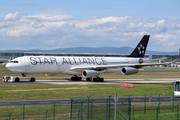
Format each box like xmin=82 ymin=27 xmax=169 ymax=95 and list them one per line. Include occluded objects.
xmin=0 ymin=78 xmax=179 ymax=86
xmin=0 ymin=96 xmax=179 ymax=107
xmin=36 ymin=78 xmax=179 ymax=85
xmin=0 ymin=80 xmax=50 ymax=86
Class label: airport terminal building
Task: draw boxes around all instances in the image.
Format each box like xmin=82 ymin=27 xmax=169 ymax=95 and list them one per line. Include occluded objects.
xmin=152 ymin=55 xmax=180 ymax=62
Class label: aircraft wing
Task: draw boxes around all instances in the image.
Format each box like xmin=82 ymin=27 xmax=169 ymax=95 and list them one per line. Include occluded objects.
xmin=70 ymin=62 xmax=173 ymax=72
xmin=143 ymin=57 xmax=168 ymax=62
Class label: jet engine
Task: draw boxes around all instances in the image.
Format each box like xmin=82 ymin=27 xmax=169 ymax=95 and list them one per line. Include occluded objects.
xmin=121 ymin=67 xmax=138 ymax=75
xmin=82 ymin=70 xmax=100 ymax=78
xmin=139 ymin=58 xmax=144 ymax=63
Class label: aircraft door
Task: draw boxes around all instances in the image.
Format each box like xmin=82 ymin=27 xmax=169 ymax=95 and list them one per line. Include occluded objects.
xmin=24 ymin=57 xmax=31 ymax=71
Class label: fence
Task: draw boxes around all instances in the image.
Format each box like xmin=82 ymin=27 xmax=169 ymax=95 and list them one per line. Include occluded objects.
xmin=131 ymin=94 xmax=180 ymax=120
xmin=132 ymin=102 xmax=180 ymax=120
xmin=70 ymin=96 xmax=131 ymax=120
xmin=0 ymin=95 xmax=180 ymax=120
xmin=0 ymin=103 xmax=71 ymax=120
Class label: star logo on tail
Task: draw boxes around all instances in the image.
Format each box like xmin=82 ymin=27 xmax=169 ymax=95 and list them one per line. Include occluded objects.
xmin=138 ymin=44 xmax=145 ymax=54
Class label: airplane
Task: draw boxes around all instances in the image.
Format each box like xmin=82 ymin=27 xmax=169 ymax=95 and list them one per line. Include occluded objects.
xmin=6 ymin=35 xmax=173 ymax=82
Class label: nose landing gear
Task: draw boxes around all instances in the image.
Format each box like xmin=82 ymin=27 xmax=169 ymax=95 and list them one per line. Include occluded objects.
xmin=21 ymin=73 xmax=26 ymax=77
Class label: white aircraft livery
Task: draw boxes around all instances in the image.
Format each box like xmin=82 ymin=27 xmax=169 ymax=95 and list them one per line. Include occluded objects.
xmin=6 ymin=35 xmax=171 ymax=82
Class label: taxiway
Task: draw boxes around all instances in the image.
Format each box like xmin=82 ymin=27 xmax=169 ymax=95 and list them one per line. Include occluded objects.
xmin=0 ymin=78 xmax=178 ymax=86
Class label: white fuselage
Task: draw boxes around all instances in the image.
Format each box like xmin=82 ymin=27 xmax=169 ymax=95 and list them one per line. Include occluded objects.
xmin=6 ymin=56 xmax=140 ymax=75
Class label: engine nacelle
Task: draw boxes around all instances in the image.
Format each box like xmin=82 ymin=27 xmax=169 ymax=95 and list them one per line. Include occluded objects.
xmin=82 ymin=70 xmax=100 ymax=78
xmin=121 ymin=67 xmax=138 ymax=75
xmin=139 ymin=58 xmax=144 ymax=63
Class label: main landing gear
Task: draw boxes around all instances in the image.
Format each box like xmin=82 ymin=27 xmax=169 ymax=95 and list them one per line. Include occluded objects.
xmin=71 ymin=76 xmax=104 ymax=82
xmin=71 ymin=75 xmax=82 ymax=81
xmin=86 ymin=77 xmax=104 ymax=82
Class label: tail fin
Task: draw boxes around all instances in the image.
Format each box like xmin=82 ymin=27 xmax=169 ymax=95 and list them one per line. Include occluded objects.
xmin=128 ymin=35 xmax=150 ymax=58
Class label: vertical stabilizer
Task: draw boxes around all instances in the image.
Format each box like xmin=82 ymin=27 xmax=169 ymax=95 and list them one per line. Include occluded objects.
xmin=128 ymin=35 xmax=150 ymax=58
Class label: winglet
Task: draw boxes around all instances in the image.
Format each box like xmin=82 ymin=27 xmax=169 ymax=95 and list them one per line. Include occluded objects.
xmin=128 ymin=35 xmax=150 ymax=58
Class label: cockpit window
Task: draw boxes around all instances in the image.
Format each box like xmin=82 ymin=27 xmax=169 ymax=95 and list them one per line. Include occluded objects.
xmin=10 ymin=61 xmax=18 ymax=63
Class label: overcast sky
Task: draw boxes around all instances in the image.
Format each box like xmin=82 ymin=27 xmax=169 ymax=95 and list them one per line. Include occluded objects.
xmin=0 ymin=0 xmax=180 ymax=52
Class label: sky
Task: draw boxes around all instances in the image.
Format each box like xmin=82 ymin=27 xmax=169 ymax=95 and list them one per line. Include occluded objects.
xmin=0 ymin=0 xmax=180 ymax=52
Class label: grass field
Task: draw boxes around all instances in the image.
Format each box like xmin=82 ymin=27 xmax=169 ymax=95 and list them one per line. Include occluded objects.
xmin=0 ymin=83 xmax=175 ymax=101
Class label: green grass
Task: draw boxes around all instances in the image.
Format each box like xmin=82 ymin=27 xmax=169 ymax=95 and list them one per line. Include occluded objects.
xmin=0 ymin=65 xmax=12 ymax=73
xmin=0 ymin=83 xmax=174 ymax=101
xmin=0 ymin=105 xmax=70 ymax=120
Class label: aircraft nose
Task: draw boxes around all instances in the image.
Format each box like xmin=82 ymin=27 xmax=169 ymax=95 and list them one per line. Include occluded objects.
xmin=6 ymin=63 xmax=9 ymax=68
xmin=6 ymin=63 xmax=19 ymax=72
xmin=6 ymin=63 xmax=18 ymax=72
xmin=6 ymin=62 xmax=25 ymax=73
xmin=6 ymin=63 xmax=12 ymax=70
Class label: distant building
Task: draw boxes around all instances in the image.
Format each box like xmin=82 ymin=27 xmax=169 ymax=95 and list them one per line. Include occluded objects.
xmin=152 ymin=55 xmax=180 ymax=62
xmin=152 ymin=55 xmax=180 ymax=67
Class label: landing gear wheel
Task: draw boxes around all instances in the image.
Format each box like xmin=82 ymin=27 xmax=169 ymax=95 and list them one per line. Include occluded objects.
xmin=22 ymin=73 xmax=26 ymax=77
xmin=78 ymin=77 xmax=82 ymax=81
xmin=15 ymin=77 xmax=19 ymax=82
xmin=93 ymin=77 xmax=104 ymax=82
xmin=97 ymin=77 xmax=100 ymax=82
xmin=30 ymin=77 xmax=35 ymax=82
xmin=93 ymin=78 xmax=96 ymax=82
xmin=71 ymin=77 xmax=74 ymax=81
xmin=100 ymin=78 xmax=104 ymax=82
xmin=86 ymin=78 xmax=92 ymax=81
xmin=71 ymin=76 xmax=82 ymax=81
